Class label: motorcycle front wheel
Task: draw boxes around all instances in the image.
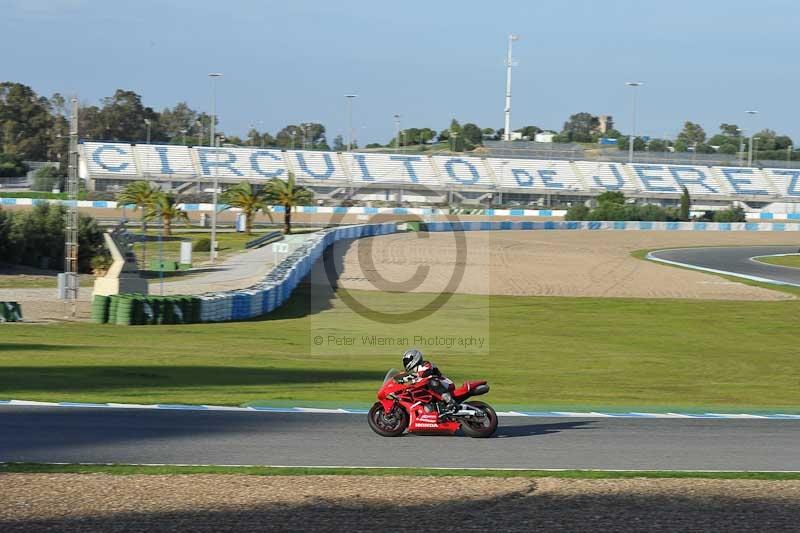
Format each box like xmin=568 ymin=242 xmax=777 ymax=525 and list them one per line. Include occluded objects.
xmin=459 ymin=401 xmax=498 ymax=438
xmin=367 ymin=402 xmax=409 ymax=437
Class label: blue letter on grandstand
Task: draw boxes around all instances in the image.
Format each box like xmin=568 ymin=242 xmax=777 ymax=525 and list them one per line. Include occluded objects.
xmin=154 ymin=146 xmax=175 ymax=174
xmin=389 ymin=155 xmax=424 ymax=183
xmin=511 ymin=169 xmax=533 ymax=187
xmin=352 ymin=154 xmax=375 ymax=181
xmin=634 ymin=164 xmax=676 ymax=192
xmin=444 ymin=158 xmax=481 ymax=185
xmin=721 ymin=168 xmax=768 ymax=195
xmin=592 ymin=164 xmax=625 ymax=190
xmin=197 ymin=148 xmax=244 ymax=176
xmin=92 ymin=145 xmax=130 ymax=173
xmin=250 ymin=150 xmax=285 ymax=178
xmin=538 ymin=169 xmax=564 ymax=188
xmin=668 ymin=166 xmax=718 ymax=193
xmin=773 ymin=170 xmax=800 ymax=196
xmin=295 ymin=152 xmax=334 ymax=179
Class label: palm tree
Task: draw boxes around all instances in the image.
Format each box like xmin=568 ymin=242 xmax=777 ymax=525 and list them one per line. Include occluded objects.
xmin=220 ymin=181 xmax=272 ymax=234
xmin=265 ymin=172 xmax=313 ymax=234
xmin=116 ymin=181 xmax=160 ymax=264
xmin=145 ymin=192 xmax=189 ymax=236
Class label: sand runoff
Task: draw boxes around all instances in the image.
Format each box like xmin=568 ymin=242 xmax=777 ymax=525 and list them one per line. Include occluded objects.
xmin=329 ymin=230 xmax=800 ymax=300
xmin=1 ymin=473 xmax=799 ymax=532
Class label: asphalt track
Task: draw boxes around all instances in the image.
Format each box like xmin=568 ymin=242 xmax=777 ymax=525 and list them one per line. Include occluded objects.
xmin=2 ymin=406 xmax=799 ymax=471
xmin=648 ymin=245 xmax=800 ymax=287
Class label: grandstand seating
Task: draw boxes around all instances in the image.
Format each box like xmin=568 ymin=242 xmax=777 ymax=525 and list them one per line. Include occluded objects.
xmin=431 ymin=155 xmax=494 ymax=188
xmin=341 ymin=152 xmax=440 ymax=186
xmin=489 ymin=158 xmax=583 ymax=191
xmin=135 ymin=144 xmax=195 ymax=177
xmin=286 ymin=150 xmax=348 ymax=182
xmin=573 ymin=162 xmax=638 ymax=193
xmin=79 ymin=141 xmax=799 ymax=205
xmin=82 ymin=142 xmax=139 ymax=177
xmin=761 ymin=168 xmax=800 ymax=197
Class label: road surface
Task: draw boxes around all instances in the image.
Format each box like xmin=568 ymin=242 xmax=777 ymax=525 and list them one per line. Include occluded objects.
xmin=1 ymin=406 xmax=798 ymax=471
xmin=649 ymin=245 xmax=800 ymax=287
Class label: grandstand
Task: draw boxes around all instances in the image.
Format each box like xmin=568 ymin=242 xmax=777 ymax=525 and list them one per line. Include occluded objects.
xmin=78 ymin=142 xmax=800 ymax=210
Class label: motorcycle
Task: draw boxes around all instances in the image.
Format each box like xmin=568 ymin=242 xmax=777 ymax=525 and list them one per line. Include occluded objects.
xmin=367 ymin=368 xmax=498 ymax=438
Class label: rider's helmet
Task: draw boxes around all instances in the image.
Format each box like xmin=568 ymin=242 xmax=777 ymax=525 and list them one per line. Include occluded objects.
xmin=402 ymin=349 xmax=423 ymax=373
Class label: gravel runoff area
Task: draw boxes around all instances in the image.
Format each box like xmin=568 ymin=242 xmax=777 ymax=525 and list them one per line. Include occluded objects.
xmin=2 ymin=474 xmax=799 ymax=532
xmin=333 ymin=230 xmax=800 ymax=300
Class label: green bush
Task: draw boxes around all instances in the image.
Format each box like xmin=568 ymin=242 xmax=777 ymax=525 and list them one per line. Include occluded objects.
xmin=31 ymin=166 xmax=66 ymax=192
xmin=192 ymin=237 xmax=211 ymax=252
xmin=0 ymin=204 xmax=103 ymax=272
xmin=0 ymin=154 xmax=28 ymax=177
xmin=712 ymin=206 xmax=746 ymax=223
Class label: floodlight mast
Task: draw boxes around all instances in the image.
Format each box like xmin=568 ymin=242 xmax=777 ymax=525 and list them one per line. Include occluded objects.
xmin=208 ymin=72 xmax=222 ymax=264
xmin=63 ymin=96 xmax=79 ymax=317
xmin=745 ymin=110 xmax=759 ymax=167
xmin=345 ymin=94 xmax=358 ymax=151
xmin=626 ymin=81 xmax=643 ymax=164
xmin=503 ymin=34 xmax=519 ymax=141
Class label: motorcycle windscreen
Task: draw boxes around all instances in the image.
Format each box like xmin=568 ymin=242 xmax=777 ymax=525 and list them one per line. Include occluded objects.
xmin=383 ymin=368 xmax=402 ymax=385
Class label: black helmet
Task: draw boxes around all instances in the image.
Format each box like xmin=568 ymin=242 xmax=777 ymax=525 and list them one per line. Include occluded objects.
xmin=402 ymin=349 xmax=423 ymax=372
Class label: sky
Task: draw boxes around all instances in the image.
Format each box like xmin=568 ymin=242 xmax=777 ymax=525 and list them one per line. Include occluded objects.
xmin=2 ymin=0 xmax=798 ymax=145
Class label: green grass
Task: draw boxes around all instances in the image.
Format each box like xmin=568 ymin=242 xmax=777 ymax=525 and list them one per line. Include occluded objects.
xmin=2 ymin=463 xmax=798 ymax=480
xmin=754 ymin=254 xmax=800 ymax=269
xmin=1 ymin=286 xmax=800 ymax=412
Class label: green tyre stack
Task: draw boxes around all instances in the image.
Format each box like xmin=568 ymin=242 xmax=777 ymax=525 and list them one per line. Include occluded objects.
xmin=108 ymin=296 xmax=120 ymax=324
xmin=131 ymin=295 xmax=145 ymax=325
xmin=190 ymin=297 xmax=201 ymax=324
xmin=90 ymin=295 xmax=110 ymax=324
xmin=115 ymin=295 xmax=134 ymax=325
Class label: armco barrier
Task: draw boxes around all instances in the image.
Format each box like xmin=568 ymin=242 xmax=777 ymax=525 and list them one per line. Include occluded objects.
xmin=416 ymin=220 xmax=800 ymax=232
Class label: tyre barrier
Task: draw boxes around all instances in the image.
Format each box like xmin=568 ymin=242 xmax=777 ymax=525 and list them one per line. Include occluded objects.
xmin=96 ymin=223 xmax=398 ymax=325
xmin=0 ymin=301 xmax=23 ymax=322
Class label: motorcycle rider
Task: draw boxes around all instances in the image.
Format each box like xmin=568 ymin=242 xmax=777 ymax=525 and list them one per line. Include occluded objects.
xmin=401 ymin=348 xmax=458 ymax=415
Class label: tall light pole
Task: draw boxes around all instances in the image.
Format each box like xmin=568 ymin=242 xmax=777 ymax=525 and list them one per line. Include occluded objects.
xmin=737 ymin=128 xmax=744 ymax=167
xmin=144 ymin=118 xmax=151 ymax=144
xmin=208 ymin=72 xmax=223 ymax=264
xmin=393 ymin=114 xmax=401 ymax=152
xmin=745 ymin=110 xmax=759 ymax=167
xmin=345 ymin=94 xmax=358 ymax=151
xmin=626 ymin=82 xmax=643 ymax=164
xmin=503 ymin=34 xmax=519 ymax=141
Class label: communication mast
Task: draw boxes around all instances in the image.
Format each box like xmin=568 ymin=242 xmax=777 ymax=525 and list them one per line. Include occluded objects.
xmin=63 ymin=96 xmax=79 ymax=316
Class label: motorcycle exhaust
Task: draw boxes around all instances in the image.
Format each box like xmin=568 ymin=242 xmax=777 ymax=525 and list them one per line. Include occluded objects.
xmin=451 ymin=406 xmax=485 ymax=417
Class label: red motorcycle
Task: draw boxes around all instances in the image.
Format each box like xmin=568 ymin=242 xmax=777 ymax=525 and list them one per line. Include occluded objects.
xmin=367 ymin=368 xmax=498 ymax=438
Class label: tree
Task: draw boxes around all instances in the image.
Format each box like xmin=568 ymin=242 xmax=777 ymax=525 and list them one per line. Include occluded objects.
xmin=82 ymin=89 xmax=162 ymax=143
xmin=719 ymin=123 xmax=740 ymax=137
xmin=677 ymin=121 xmax=706 ymax=145
xmin=516 ymin=125 xmax=542 ymax=140
xmin=145 ymin=192 xmax=189 ymax=236
xmin=117 ymin=181 xmax=161 ymax=263
xmin=0 ymin=153 xmax=29 ymax=177
xmin=461 ymin=123 xmax=483 ymax=148
xmin=265 ymin=172 xmax=313 ymax=234
xmin=647 ymin=139 xmax=668 ymax=152
xmin=561 ymin=112 xmax=599 ymax=142
xmin=159 ymin=102 xmax=198 ymax=141
xmin=718 ymin=143 xmax=738 ymax=155
xmin=0 ymin=82 xmax=54 ymax=160
xmin=220 ymin=181 xmax=272 ymax=234
xmin=332 ymin=134 xmax=346 ymax=151
xmin=679 ymin=186 xmax=691 ymax=221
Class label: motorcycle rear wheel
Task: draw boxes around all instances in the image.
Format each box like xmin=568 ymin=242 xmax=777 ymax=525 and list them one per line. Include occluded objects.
xmin=367 ymin=402 xmax=409 ymax=437
xmin=459 ymin=401 xmax=498 ymax=438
